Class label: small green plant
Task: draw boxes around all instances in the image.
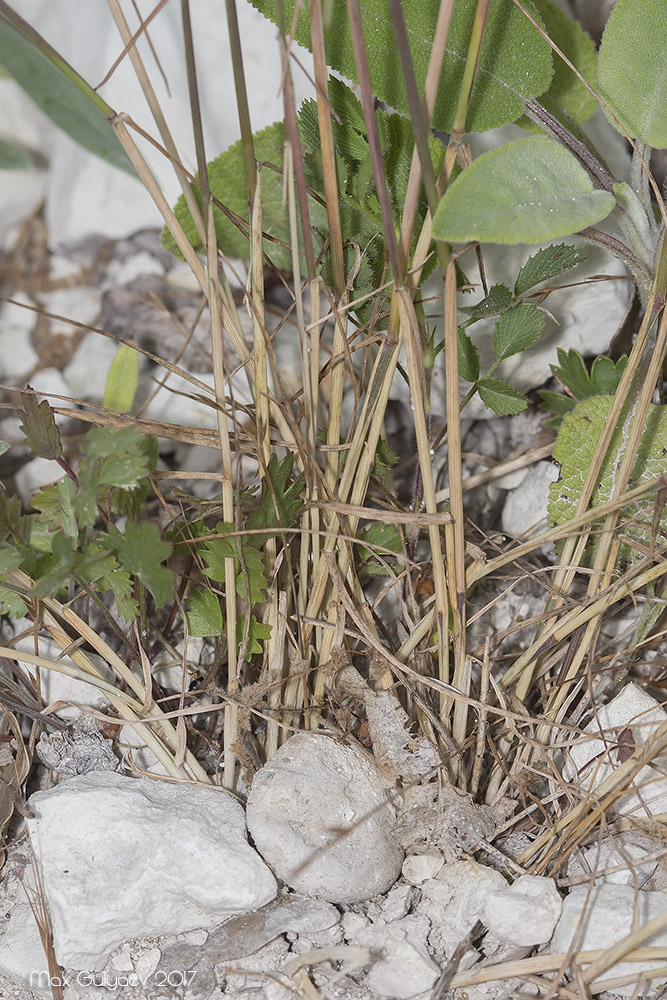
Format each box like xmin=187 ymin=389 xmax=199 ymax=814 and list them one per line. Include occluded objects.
xmin=0 ymin=393 xmax=304 ymax=663
xmin=538 ymin=347 xmax=628 ymax=427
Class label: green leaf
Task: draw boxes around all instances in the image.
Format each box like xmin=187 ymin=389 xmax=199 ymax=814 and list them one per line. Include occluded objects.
xmin=0 ymin=488 xmax=23 ymax=543
xmin=529 ymin=0 xmax=597 ymax=127
xmin=164 ymin=120 xmax=318 ymax=271
xmin=32 ymin=478 xmax=77 ymax=540
xmin=30 ymin=532 xmax=77 ymax=597
xmin=0 ymin=585 xmax=28 ymax=618
xmin=246 ymin=455 xmax=305 ymax=537
xmin=107 ymin=521 xmax=173 ymax=609
xmin=514 ymin=244 xmax=585 ymax=297
xmin=432 ymin=137 xmax=615 ymax=245
xmin=185 ymin=588 xmax=223 ymax=638
xmin=360 ymin=523 xmax=403 ymax=555
xmin=20 ymin=390 xmax=62 ymax=461
xmin=237 ymin=615 xmax=272 ymax=661
xmin=76 ymin=541 xmax=136 ymax=621
xmin=477 ymin=379 xmax=528 ymax=415
xmin=103 ymin=345 xmax=139 ymax=413
xmin=492 ymin=304 xmax=545 ymax=361
xmin=200 ymin=523 xmax=267 ymax=605
xmin=249 ymin=0 xmax=553 ymax=133
xmin=550 ymin=348 xmax=593 ymax=399
xmin=459 ymin=284 xmax=514 ymax=324
xmin=0 ymin=16 xmax=134 ymax=173
xmin=0 ymin=137 xmax=30 ymax=169
xmin=597 ymin=0 xmax=667 ymax=148
xmin=372 ymin=439 xmax=399 ymax=479
xmin=549 ymin=397 xmax=667 ymax=564
xmin=537 ymin=388 xmax=577 ymax=427
xmin=0 ymin=442 xmax=9 ymax=457
xmin=457 ymin=328 xmax=480 ymax=382
xmin=590 ymin=355 xmax=628 ymax=395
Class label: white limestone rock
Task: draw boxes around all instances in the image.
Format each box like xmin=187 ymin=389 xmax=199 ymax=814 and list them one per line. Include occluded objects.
xmin=361 ymin=915 xmax=440 ymax=999
xmin=63 ymin=331 xmax=122 ymax=402
xmin=0 ymin=293 xmax=39 ymax=382
xmin=501 ymin=460 xmax=559 ymax=541
xmin=418 ymin=861 xmax=507 ymax=960
xmin=552 ymin=883 xmax=667 ymax=997
xmin=567 ymin=838 xmax=658 ymax=887
xmin=402 ymin=851 xmax=444 ymax=886
xmin=562 ymin=683 xmax=667 ymax=820
xmin=12 ymin=0 xmax=315 ymax=246
xmin=41 ymin=286 xmax=101 ymax=339
xmin=11 ymin=635 xmax=114 ymax=722
xmin=0 ymin=861 xmax=51 ymax=995
xmin=26 ymin=771 xmax=276 ymax=969
xmin=246 ymin=733 xmax=403 ymax=903
xmin=482 ymin=874 xmax=562 ymax=947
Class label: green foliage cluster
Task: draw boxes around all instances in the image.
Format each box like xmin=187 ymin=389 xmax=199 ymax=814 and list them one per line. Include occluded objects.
xmin=548 ymin=397 xmax=667 ymax=565
xmin=539 ymin=348 xmax=628 ymax=427
xmin=0 ymin=395 xmax=305 ymax=661
xmin=164 ymin=78 xmax=442 ymax=314
xmin=455 ymin=244 xmax=585 ymax=414
xmin=185 ymin=455 xmax=304 ymax=657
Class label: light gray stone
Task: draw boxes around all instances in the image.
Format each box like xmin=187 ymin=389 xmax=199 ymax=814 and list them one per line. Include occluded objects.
xmin=62 ymin=331 xmax=121 ymax=402
xmin=0 ymin=293 xmax=39 ymax=381
xmin=402 ymin=851 xmax=444 ymax=886
xmin=482 ymin=874 xmax=562 ymax=947
xmin=418 ymin=861 xmax=507 ymax=960
xmin=26 ymin=771 xmax=276 ymax=969
xmin=552 ymin=883 xmax=667 ymax=997
xmin=246 ymin=733 xmax=403 ymax=903
xmin=562 ymin=683 xmax=667 ymax=820
xmin=360 ymin=915 xmax=439 ymax=999
xmin=501 ymin=460 xmax=559 ymax=541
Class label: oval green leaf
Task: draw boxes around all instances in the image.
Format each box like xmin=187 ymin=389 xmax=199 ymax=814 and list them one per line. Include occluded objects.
xmin=432 ymin=137 xmax=615 ymax=245
xmin=249 ymin=0 xmax=553 ymax=133
xmin=528 ymin=0 xmax=597 ymax=127
xmin=597 ymin=0 xmax=667 ymax=148
xmin=104 ymin=344 xmax=139 ymax=413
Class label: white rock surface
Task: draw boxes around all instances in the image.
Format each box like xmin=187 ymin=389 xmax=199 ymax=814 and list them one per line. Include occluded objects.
xmin=63 ymin=330 xmax=123 ymax=401
xmin=361 ymin=915 xmax=440 ymax=999
xmin=42 ymin=286 xmax=101 ymax=338
xmin=0 ymin=863 xmax=51 ymax=995
xmin=501 ymin=460 xmax=559 ymax=540
xmin=417 ymin=861 xmax=507 ymax=960
xmin=14 ymin=458 xmax=61 ymax=505
xmin=482 ymin=874 xmax=562 ymax=947
xmin=11 ymin=635 xmax=114 ymax=723
xmin=246 ymin=733 xmax=403 ymax=903
xmin=562 ymin=683 xmax=667 ymax=820
xmin=552 ymin=883 xmax=667 ymax=997
xmin=0 ymin=293 xmax=39 ymax=381
xmin=402 ymin=851 xmax=444 ymax=886
xmin=567 ymin=838 xmax=658 ymax=887
xmin=26 ymin=771 xmax=276 ymax=969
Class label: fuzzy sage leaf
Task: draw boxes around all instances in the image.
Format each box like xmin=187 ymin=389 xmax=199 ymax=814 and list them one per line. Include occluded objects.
xmin=432 ymin=137 xmax=615 ymax=245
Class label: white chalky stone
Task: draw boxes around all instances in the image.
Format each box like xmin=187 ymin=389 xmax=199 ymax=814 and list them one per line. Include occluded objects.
xmin=247 ymin=733 xmax=403 ymax=903
xmin=482 ymin=874 xmax=562 ymax=946
xmin=552 ymin=883 xmax=667 ymax=997
xmin=26 ymin=771 xmax=276 ymax=969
